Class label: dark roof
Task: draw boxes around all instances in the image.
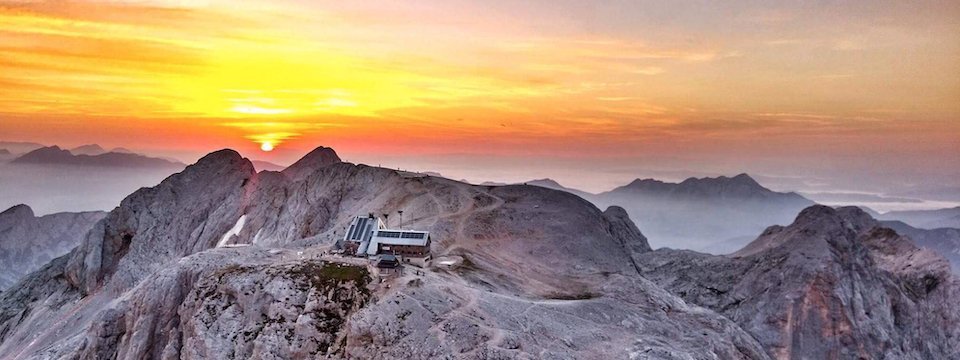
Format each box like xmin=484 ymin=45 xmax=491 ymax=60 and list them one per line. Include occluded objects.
xmin=377 ymin=254 xmax=400 ymax=268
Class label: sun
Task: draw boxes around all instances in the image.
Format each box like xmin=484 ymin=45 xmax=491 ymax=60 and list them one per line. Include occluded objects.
xmin=260 ymin=142 xmax=274 ymax=152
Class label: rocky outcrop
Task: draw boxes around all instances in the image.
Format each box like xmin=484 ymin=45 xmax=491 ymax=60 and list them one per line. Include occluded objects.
xmin=883 ymin=220 xmax=960 ymax=272
xmin=0 ymin=204 xmax=105 ymax=290
xmin=65 ymin=149 xmax=255 ymax=295
xmin=603 ymin=206 xmax=652 ymax=272
xmin=343 ymin=274 xmax=768 ymax=359
xmin=0 ymin=147 xmax=770 ymax=359
xmin=637 ymin=205 xmax=960 ymax=359
xmin=281 ymin=146 xmax=341 ymax=180
xmin=73 ymin=253 xmax=371 ymax=360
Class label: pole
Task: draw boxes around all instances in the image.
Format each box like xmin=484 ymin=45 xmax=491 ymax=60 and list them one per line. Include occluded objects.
xmin=397 ymin=210 xmax=404 ymax=230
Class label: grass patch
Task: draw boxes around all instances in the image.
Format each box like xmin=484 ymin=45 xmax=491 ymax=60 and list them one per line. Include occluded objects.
xmin=285 ymin=261 xmax=370 ymax=292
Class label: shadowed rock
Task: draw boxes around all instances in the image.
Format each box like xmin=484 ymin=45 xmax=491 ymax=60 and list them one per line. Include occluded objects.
xmin=0 ymin=204 xmax=104 ymax=291
xmin=0 ymin=146 xmax=771 ymax=359
xmin=637 ymin=205 xmax=960 ymax=359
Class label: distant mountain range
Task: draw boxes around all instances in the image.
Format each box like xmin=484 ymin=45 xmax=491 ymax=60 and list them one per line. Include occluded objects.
xmin=10 ymin=146 xmax=184 ymax=168
xmin=878 ymin=207 xmax=960 ymax=229
xmin=69 ymin=144 xmax=137 ymax=156
xmin=70 ymin=144 xmax=107 ymax=156
xmin=530 ymin=174 xmax=815 ymax=253
xmin=0 ymin=141 xmax=44 ymax=155
xmin=0 ymin=144 xmax=188 ymax=214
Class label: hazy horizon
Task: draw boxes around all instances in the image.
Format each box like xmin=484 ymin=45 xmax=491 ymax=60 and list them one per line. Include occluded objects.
xmin=2 ymin=140 xmax=957 ymax=215
xmin=1 ymin=0 xmax=958 ymax=212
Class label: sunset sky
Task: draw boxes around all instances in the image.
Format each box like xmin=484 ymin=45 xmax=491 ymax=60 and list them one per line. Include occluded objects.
xmin=1 ymin=0 xmax=958 ymax=200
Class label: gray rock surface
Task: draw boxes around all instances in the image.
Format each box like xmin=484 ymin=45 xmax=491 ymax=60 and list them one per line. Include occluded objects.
xmin=0 ymin=204 xmax=104 ymax=290
xmin=882 ymin=220 xmax=960 ymax=272
xmin=637 ymin=205 xmax=960 ymax=359
xmin=0 ymin=147 xmax=768 ymax=359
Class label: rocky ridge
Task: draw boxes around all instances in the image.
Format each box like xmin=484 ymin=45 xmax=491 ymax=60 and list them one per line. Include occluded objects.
xmin=0 ymin=147 xmax=769 ymax=359
xmin=636 ymin=205 xmax=960 ymax=359
xmin=0 ymin=204 xmax=105 ymax=291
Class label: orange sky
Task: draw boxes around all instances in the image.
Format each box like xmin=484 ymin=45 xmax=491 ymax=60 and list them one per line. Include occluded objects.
xmin=1 ymin=0 xmax=958 ymax=193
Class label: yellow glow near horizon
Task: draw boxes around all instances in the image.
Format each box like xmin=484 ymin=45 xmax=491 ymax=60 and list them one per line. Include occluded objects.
xmin=0 ymin=0 xmax=957 ymax=157
xmin=260 ymin=142 xmax=274 ymax=152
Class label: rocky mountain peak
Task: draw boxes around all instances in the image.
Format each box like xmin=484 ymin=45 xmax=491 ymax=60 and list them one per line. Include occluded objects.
xmin=282 ymin=146 xmax=342 ymax=178
xmin=196 ymin=148 xmax=243 ymax=164
xmin=0 ymin=204 xmax=33 ymax=219
xmin=11 ymin=146 xmax=71 ymax=163
xmin=620 ymin=173 xmax=771 ymax=197
xmin=791 ymin=205 xmax=877 ymax=233
xmin=529 ymin=178 xmax=561 ymax=187
xmin=63 ymin=148 xmax=255 ymax=294
xmin=638 ymin=202 xmax=960 ymax=359
xmin=677 ymin=173 xmax=764 ymax=192
xmin=70 ymin=144 xmax=106 ymax=155
xmin=735 ymin=205 xmax=881 ymax=257
xmin=730 ymin=173 xmax=760 ymax=186
xmin=624 ymin=178 xmax=666 ymax=188
xmin=602 ymin=206 xmax=652 ymax=255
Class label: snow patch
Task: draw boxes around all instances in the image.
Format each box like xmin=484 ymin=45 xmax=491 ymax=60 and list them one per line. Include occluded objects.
xmin=217 ymin=215 xmax=246 ymax=247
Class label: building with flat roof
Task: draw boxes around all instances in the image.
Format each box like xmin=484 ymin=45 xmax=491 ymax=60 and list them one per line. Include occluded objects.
xmin=341 ymin=215 xmax=431 ymax=259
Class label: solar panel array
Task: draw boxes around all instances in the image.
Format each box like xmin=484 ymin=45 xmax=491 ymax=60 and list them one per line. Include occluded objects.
xmin=348 ymin=217 xmax=371 ymax=241
xmin=375 ymin=231 xmax=427 ymax=239
xmin=401 ymin=232 xmax=426 ymax=239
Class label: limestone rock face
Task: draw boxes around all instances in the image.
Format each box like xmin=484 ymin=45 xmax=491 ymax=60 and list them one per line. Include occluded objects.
xmin=9 ymin=147 xmax=955 ymax=359
xmin=0 ymin=204 xmax=105 ymax=290
xmin=604 ymin=205 xmax=653 ymax=254
xmin=882 ymin=220 xmax=960 ymax=272
xmin=343 ymin=274 xmax=768 ymax=360
xmin=72 ymin=253 xmax=371 ymax=360
xmin=0 ymin=147 xmax=770 ymax=359
xmin=65 ymin=149 xmax=256 ymax=295
xmin=637 ymin=205 xmax=960 ymax=359
xmin=281 ymin=146 xmax=341 ymax=180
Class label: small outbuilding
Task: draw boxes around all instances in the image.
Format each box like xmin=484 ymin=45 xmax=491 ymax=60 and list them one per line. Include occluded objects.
xmin=376 ymin=254 xmax=402 ymax=276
